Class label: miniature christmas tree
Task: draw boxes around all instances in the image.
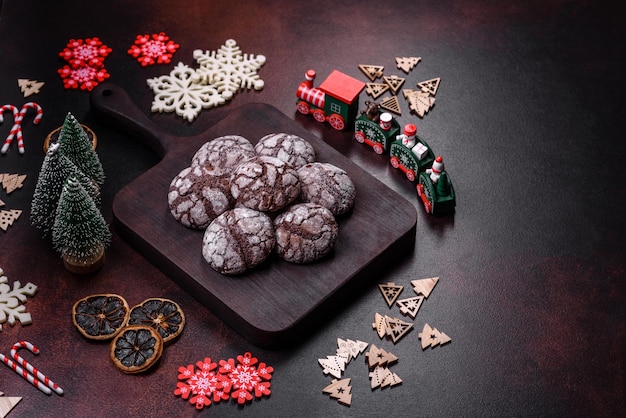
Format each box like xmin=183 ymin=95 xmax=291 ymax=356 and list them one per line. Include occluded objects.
xmin=31 ymin=143 xmax=99 ymax=237
xmin=57 ymin=112 xmax=104 ymax=186
xmin=52 ymin=176 xmax=111 ymax=273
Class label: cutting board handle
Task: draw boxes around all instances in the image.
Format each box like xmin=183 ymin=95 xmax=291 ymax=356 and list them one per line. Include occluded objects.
xmin=90 ymin=83 xmax=170 ymax=158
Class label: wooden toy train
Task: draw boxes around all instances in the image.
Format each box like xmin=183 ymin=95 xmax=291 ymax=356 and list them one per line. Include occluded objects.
xmin=296 ymin=70 xmax=455 ymax=215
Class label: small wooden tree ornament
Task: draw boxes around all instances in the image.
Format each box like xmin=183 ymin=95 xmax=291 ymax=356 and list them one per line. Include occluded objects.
xmin=396 ymin=295 xmax=425 ymax=319
xmin=411 ymin=277 xmax=439 ymax=298
xmin=318 ymin=355 xmax=346 ymax=378
xmin=379 ymin=96 xmax=402 ymax=116
xmin=383 ymin=75 xmax=405 ymax=94
xmin=418 ymin=77 xmax=441 ymax=96
xmin=0 ymin=391 xmax=22 ymax=417
xmin=18 ymin=79 xmax=44 ymax=97
xmin=395 ymin=57 xmax=421 ymax=73
xmin=365 ymin=344 xmax=398 ymax=368
xmin=378 ymin=282 xmax=404 ymax=307
xmin=418 ymin=323 xmax=451 ymax=349
xmin=0 ymin=209 xmax=22 ymax=232
xmin=358 ymin=64 xmax=384 ymax=81
xmin=0 ymin=174 xmax=26 ymax=194
xmin=372 ymin=312 xmax=387 ymax=338
xmin=384 ymin=315 xmax=413 ymax=343
xmin=323 ymin=378 xmax=352 ymax=406
xmin=336 ymin=338 xmax=368 ymax=365
xmin=365 ymin=82 xmax=390 ymax=99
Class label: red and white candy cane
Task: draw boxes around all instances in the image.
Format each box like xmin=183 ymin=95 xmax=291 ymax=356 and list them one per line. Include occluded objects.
xmin=1 ymin=101 xmax=43 ymax=154
xmin=0 ymin=341 xmax=63 ymax=396
xmin=10 ymin=341 xmax=64 ymax=396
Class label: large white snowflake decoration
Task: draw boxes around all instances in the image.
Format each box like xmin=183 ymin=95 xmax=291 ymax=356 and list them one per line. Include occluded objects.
xmin=147 ymin=62 xmax=226 ymax=122
xmin=0 ymin=267 xmax=37 ymax=331
xmin=192 ymin=39 xmax=266 ymax=96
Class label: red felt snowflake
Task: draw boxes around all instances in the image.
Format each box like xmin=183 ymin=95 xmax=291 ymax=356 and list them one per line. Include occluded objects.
xmin=174 ymin=352 xmax=273 ymax=410
xmin=174 ymin=357 xmax=231 ymax=410
xmin=128 ymin=32 xmax=179 ymax=67
xmin=59 ymin=37 xmax=112 ymax=69
xmin=57 ymin=65 xmax=110 ymax=91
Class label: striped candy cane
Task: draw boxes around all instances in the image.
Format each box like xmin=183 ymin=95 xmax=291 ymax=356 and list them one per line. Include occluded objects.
xmin=11 ymin=341 xmax=64 ymax=396
xmin=1 ymin=102 xmax=43 ymax=154
xmin=0 ymin=351 xmax=52 ymax=395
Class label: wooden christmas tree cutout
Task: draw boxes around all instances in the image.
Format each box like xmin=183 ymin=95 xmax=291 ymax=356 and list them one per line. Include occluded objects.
xmin=0 ymin=209 xmax=22 ymax=231
xmin=0 ymin=174 xmax=27 ymax=194
xmin=0 ymin=199 xmax=4 ymax=207
xmin=372 ymin=312 xmax=387 ymax=338
xmin=407 ymin=91 xmax=435 ymax=118
xmin=318 ymin=355 xmax=346 ymax=378
xmin=378 ymin=282 xmax=404 ymax=307
xmin=383 ymin=75 xmax=405 ymax=94
xmin=418 ymin=77 xmax=441 ymax=96
xmin=323 ymin=378 xmax=352 ymax=406
xmin=381 ymin=370 xmax=402 ymax=388
xmin=336 ymin=338 xmax=368 ymax=365
xmin=418 ymin=323 xmax=451 ymax=349
xmin=411 ymin=276 xmax=439 ymax=298
xmin=369 ymin=366 xmax=391 ymax=389
xmin=358 ymin=64 xmax=384 ymax=81
xmin=395 ymin=57 xmax=421 ymax=73
xmin=365 ymin=82 xmax=390 ymax=99
xmin=384 ymin=315 xmax=414 ymax=343
xmin=0 ymin=391 xmax=22 ymax=418
xmin=379 ymin=96 xmax=402 ymax=116
xmin=396 ymin=295 xmax=425 ymax=319
xmin=365 ymin=344 xmax=398 ymax=368
xmin=18 ymin=79 xmax=45 ymax=97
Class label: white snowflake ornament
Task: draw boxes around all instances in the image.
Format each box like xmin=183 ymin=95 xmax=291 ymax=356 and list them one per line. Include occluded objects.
xmin=0 ymin=268 xmax=37 ymax=331
xmin=147 ymin=62 xmax=226 ymax=122
xmin=192 ymin=39 xmax=266 ymax=95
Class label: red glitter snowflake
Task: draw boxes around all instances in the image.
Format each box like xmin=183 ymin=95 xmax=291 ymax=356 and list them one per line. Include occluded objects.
xmin=174 ymin=352 xmax=273 ymax=410
xmin=59 ymin=37 xmax=112 ymax=69
xmin=128 ymin=32 xmax=180 ymax=67
xmin=57 ymin=65 xmax=110 ymax=91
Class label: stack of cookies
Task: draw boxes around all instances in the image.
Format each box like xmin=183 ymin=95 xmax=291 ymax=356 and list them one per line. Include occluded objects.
xmin=167 ymin=133 xmax=356 ymax=275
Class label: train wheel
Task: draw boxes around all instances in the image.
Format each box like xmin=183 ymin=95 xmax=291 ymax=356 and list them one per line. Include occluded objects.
xmin=296 ymin=101 xmax=310 ymax=115
xmin=417 ymin=177 xmax=434 ymax=214
xmin=373 ymin=144 xmax=384 ymax=154
xmin=355 ymin=131 xmax=366 ymax=143
xmin=312 ymin=109 xmax=326 ymax=123
xmin=406 ymin=170 xmax=416 ymax=182
xmin=328 ymin=114 xmax=345 ymax=130
xmin=390 ymin=156 xmax=400 ymax=169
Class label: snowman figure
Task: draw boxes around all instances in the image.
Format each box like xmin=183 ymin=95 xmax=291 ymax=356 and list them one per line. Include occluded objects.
xmin=426 ymin=155 xmax=445 ymax=184
xmin=396 ymin=124 xmax=417 ymax=148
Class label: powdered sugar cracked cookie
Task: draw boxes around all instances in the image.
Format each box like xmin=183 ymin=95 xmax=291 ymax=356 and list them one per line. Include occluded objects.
xmin=254 ymin=132 xmax=316 ymax=169
xmin=202 ymin=207 xmax=276 ymax=274
xmin=298 ymin=162 xmax=356 ymax=216
xmin=274 ymin=203 xmax=339 ymax=264
xmin=191 ymin=135 xmax=255 ymax=174
xmin=230 ymin=155 xmax=301 ymax=212
xmin=168 ymin=165 xmax=234 ymax=229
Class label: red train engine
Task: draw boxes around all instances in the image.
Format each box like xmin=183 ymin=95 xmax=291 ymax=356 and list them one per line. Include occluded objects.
xmin=296 ymin=69 xmax=365 ymax=131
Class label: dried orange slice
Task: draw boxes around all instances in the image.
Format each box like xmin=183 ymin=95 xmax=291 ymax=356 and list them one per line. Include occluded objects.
xmin=72 ymin=294 xmax=130 ymax=340
xmin=110 ymin=325 xmax=163 ymax=374
xmin=127 ymin=298 xmax=185 ymax=345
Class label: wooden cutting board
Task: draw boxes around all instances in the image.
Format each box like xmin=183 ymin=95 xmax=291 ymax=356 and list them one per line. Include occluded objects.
xmin=90 ymin=83 xmax=417 ymax=348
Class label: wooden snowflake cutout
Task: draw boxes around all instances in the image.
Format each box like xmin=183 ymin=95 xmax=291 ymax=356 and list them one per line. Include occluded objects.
xmin=378 ymin=282 xmax=404 ymax=307
xmin=147 ymin=62 xmax=226 ymax=122
xmin=322 ymin=378 xmax=352 ymax=406
xmin=0 ymin=268 xmax=37 ymax=330
xmin=192 ymin=39 xmax=266 ymax=95
xmin=395 ymin=57 xmax=421 ymax=73
xmin=128 ymin=32 xmax=180 ymax=67
xmin=418 ymin=323 xmax=452 ymax=349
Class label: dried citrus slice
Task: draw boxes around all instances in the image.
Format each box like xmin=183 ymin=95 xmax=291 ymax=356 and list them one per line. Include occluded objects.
xmin=110 ymin=325 xmax=163 ymax=374
xmin=72 ymin=294 xmax=130 ymax=340
xmin=127 ymin=298 xmax=185 ymax=345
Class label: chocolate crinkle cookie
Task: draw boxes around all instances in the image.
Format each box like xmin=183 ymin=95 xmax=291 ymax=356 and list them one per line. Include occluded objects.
xmin=191 ymin=135 xmax=256 ymax=175
xmin=254 ymin=133 xmax=316 ymax=169
xmin=230 ymin=155 xmax=301 ymax=212
xmin=202 ymin=208 xmax=276 ymax=274
xmin=298 ymin=162 xmax=356 ymax=216
xmin=274 ymin=203 xmax=339 ymax=264
xmin=168 ymin=165 xmax=234 ymax=229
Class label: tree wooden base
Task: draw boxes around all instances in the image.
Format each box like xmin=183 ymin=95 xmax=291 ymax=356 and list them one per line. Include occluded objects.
xmin=62 ymin=246 xmax=105 ymax=274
